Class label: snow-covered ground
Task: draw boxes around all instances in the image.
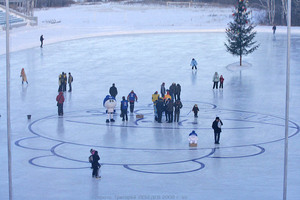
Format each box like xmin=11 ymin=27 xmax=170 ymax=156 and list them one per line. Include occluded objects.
xmin=1 ymin=3 xmax=300 ymax=200
xmin=1 ymin=2 xmax=296 ymax=55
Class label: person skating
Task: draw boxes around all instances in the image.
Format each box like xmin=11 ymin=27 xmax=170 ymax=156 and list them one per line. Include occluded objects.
xmin=92 ymin=151 xmax=101 ymax=179
xmin=68 ymin=72 xmax=73 ymax=92
xmin=212 ymin=117 xmax=223 ymax=144
xmin=212 ymin=72 xmax=219 ymax=89
xmin=190 ymin=58 xmax=198 ymax=70
xmin=127 ymin=90 xmax=138 ymax=113
xmin=89 ymin=149 xmax=95 ymax=169
xmin=109 ymin=83 xmax=118 ymax=99
xmin=40 ymin=35 xmax=44 ymax=48
xmin=175 ymin=83 xmax=181 ymax=100
xmin=174 ymin=99 xmax=183 ymax=122
xmin=120 ymin=96 xmax=129 ymax=121
xmin=161 ymin=82 xmax=166 ymax=98
xmin=156 ymin=97 xmax=164 ymax=123
xmin=272 ymin=25 xmax=276 ymax=34
xmin=56 ymin=92 xmax=65 ymax=116
xmin=192 ymin=104 xmax=199 ymax=118
xmin=152 ymin=91 xmax=160 ymax=121
xmin=103 ymin=95 xmax=117 ymax=123
xmin=20 ymin=68 xmax=28 ymax=84
xmin=165 ymin=98 xmax=173 ymax=123
xmin=219 ymin=75 xmax=224 ymax=89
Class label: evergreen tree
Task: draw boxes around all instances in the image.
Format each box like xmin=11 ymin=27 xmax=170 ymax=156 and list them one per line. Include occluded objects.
xmin=225 ymin=0 xmax=259 ymax=66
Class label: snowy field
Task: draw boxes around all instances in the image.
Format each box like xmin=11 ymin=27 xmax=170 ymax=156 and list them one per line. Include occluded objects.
xmin=1 ymin=2 xmax=300 ymax=200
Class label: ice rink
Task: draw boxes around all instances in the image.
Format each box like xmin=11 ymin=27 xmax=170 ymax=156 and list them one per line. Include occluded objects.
xmin=1 ymin=30 xmax=300 ymax=200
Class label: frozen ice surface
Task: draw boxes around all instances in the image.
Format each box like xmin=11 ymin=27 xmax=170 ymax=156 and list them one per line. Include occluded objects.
xmin=0 ymin=31 xmax=300 ymax=200
xmin=1 ymin=3 xmax=300 ymax=200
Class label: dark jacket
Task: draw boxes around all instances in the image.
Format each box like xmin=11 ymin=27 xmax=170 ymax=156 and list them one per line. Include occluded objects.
xmin=109 ymin=86 xmax=118 ymax=97
xmin=175 ymin=84 xmax=181 ymax=94
xmin=212 ymin=120 xmax=223 ymax=133
xmin=92 ymin=153 xmax=100 ymax=168
xmin=156 ymin=98 xmax=164 ymax=112
xmin=174 ymin=100 xmax=183 ymax=112
xmin=165 ymin=99 xmax=173 ymax=112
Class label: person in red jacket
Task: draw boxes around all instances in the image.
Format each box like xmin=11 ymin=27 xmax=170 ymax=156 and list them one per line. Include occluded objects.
xmin=219 ymin=75 xmax=224 ymax=89
xmin=56 ymin=92 xmax=65 ymax=116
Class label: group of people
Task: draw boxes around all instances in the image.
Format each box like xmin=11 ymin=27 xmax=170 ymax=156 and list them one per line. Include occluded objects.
xmin=58 ymin=72 xmax=73 ymax=92
xmin=56 ymin=72 xmax=73 ymax=116
xmin=151 ymin=82 xmax=183 ymax=123
xmin=212 ymin=72 xmax=224 ymax=89
xmin=103 ymin=83 xmax=138 ymax=123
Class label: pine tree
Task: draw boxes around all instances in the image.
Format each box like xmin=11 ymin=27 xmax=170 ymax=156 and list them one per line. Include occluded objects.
xmin=225 ymin=0 xmax=259 ymax=66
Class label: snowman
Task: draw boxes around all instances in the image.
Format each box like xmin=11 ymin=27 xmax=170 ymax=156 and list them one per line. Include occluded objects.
xmin=103 ymin=95 xmax=117 ymax=123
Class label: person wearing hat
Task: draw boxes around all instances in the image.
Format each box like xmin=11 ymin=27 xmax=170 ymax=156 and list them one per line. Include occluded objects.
xmin=212 ymin=117 xmax=223 ymax=144
xmin=188 ymin=130 xmax=198 ymax=144
xmin=190 ymin=58 xmax=198 ymax=70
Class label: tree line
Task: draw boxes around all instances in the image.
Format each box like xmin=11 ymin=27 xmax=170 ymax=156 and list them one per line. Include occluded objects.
xmin=32 ymin=0 xmax=300 ymax=26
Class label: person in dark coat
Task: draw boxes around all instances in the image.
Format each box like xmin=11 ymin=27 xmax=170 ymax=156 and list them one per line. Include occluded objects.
xmin=175 ymin=83 xmax=181 ymax=100
xmin=272 ymin=25 xmax=276 ymax=34
xmin=120 ymin=96 xmax=129 ymax=121
xmin=161 ymin=82 xmax=166 ymax=98
xmin=92 ymin=151 xmax=101 ymax=178
xmin=174 ymin=99 xmax=183 ymax=122
xmin=165 ymin=98 xmax=173 ymax=123
xmin=192 ymin=104 xmax=199 ymax=118
xmin=56 ymin=92 xmax=65 ymax=116
xmin=40 ymin=35 xmax=44 ymax=48
xmin=212 ymin=117 xmax=223 ymax=144
xmin=156 ymin=98 xmax=164 ymax=123
xmin=169 ymin=83 xmax=176 ymax=102
xmin=109 ymin=83 xmax=118 ymax=99
xmin=68 ymin=72 xmax=73 ymax=92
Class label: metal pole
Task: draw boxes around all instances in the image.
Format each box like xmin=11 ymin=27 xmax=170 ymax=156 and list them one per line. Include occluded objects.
xmin=283 ymin=0 xmax=291 ymax=199
xmin=5 ymin=0 xmax=13 ymax=200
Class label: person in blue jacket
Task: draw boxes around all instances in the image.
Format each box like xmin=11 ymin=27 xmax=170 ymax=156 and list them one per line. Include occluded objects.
xmin=120 ymin=96 xmax=129 ymax=121
xmin=127 ymin=90 xmax=138 ymax=113
xmin=190 ymin=58 xmax=198 ymax=70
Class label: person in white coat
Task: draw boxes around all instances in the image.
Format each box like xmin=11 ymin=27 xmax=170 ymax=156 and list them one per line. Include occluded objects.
xmin=212 ymin=72 xmax=219 ymax=89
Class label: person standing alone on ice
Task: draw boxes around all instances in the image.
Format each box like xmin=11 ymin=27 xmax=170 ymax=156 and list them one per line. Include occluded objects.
xmin=40 ymin=35 xmax=44 ymax=48
xmin=92 ymin=151 xmax=101 ymax=179
xmin=190 ymin=58 xmax=197 ymax=70
xmin=212 ymin=117 xmax=223 ymax=144
xmin=212 ymin=72 xmax=219 ymax=89
xmin=56 ymin=92 xmax=65 ymax=116
xmin=127 ymin=90 xmax=138 ymax=113
xmin=20 ymin=68 xmax=28 ymax=84
xmin=109 ymin=83 xmax=118 ymax=99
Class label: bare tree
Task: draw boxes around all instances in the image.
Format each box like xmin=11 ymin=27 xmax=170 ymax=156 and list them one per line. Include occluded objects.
xmin=281 ymin=0 xmax=287 ymax=25
xmin=257 ymin=0 xmax=275 ymax=25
